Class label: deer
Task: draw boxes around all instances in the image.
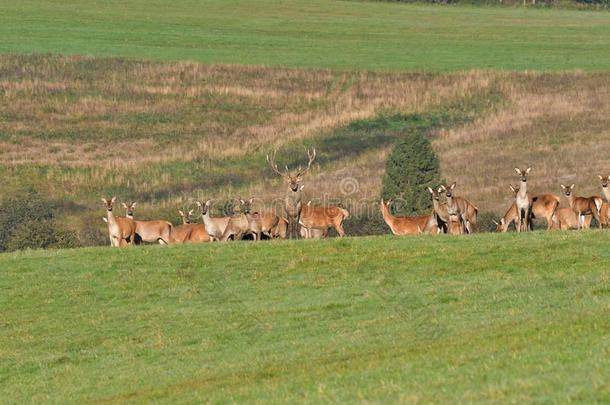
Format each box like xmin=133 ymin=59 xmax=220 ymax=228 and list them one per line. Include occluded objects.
xmin=560 ymin=184 xmax=603 ymax=229
xmin=271 ymin=217 xmax=289 ymax=239
xmin=513 ymin=167 xmax=532 ymax=232
xmin=220 ymin=199 xmax=263 ymax=241
xmin=101 ymin=197 xmax=136 ymax=247
xmin=380 ymin=199 xmax=438 ymax=235
xmin=267 ymin=148 xmax=316 ymax=239
xmin=171 ymin=209 xmax=210 ymax=243
xmin=299 ymin=201 xmax=349 ymax=238
xmin=551 ymin=207 xmax=592 ymax=230
xmin=196 ymin=200 xmax=230 ymax=241
xmin=427 ymin=187 xmax=449 ymax=234
xmin=122 ymin=201 xmax=172 ymax=245
xmin=597 ymin=175 xmax=610 ymax=227
xmin=496 ymin=184 xmax=560 ymax=231
xmin=439 ymin=183 xmax=478 ymax=234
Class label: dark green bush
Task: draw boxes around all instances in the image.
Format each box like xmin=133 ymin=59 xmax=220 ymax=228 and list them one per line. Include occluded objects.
xmin=344 ymin=210 xmax=388 ymax=237
xmin=6 ymin=220 xmax=57 ymax=251
xmin=381 ymin=130 xmax=441 ymax=216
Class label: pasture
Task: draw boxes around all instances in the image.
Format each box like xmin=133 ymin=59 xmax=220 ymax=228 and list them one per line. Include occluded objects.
xmin=1 ymin=0 xmax=610 ymax=71
xmin=2 ymin=232 xmax=609 ymax=402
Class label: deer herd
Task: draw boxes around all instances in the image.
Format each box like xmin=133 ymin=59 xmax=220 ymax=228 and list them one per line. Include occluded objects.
xmin=101 ymin=154 xmax=610 ymax=247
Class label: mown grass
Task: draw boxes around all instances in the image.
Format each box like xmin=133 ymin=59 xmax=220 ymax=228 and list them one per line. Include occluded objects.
xmin=1 ymin=231 xmax=609 ymax=402
xmin=1 ymin=0 xmax=610 ymax=71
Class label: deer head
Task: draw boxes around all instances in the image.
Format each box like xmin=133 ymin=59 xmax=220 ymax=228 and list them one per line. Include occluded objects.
xmin=492 ymin=218 xmax=506 ymax=232
xmin=238 ymin=198 xmax=255 ymax=214
xmin=178 ymin=209 xmax=193 ymax=224
xmin=101 ymin=196 xmax=117 ymax=211
xmin=439 ymin=182 xmax=457 ymax=198
xmin=514 ymin=167 xmax=532 ymax=183
xmin=267 ymin=148 xmax=316 ymax=192
xmin=122 ymin=201 xmax=137 ymax=217
xmin=598 ymin=175 xmax=610 ymax=189
xmin=196 ymin=200 xmax=211 ymax=215
xmin=427 ymin=187 xmax=442 ymax=201
xmin=560 ymin=184 xmax=575 ymax=197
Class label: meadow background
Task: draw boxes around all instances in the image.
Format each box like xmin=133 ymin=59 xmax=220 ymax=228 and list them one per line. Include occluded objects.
xmin=1 ymin=0 xmax=610 ymax=402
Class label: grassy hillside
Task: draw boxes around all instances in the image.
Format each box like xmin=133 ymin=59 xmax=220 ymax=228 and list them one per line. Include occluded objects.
xmin=1 ymin=232 xmax=609 ymax=402
xmin=1 ymin=0 xmax=610 ymax=71
xmin=1 ymin=55 xmax=609 ymax=244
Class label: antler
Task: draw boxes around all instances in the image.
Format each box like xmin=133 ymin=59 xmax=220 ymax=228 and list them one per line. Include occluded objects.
xmin=296 ymin=148 xmax=316 ymax=178
xmin=266 ymin=149 xmax=288 ymax=178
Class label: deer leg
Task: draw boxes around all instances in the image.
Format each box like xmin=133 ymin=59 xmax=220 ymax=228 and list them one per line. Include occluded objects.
xmin=335 ymin=223 xmax=345 ymax=238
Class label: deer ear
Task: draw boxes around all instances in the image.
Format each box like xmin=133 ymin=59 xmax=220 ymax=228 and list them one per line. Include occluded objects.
xmin=509 ymin=185 xmax=515 ymax=192
xmin=189 ymin=209 xmax=194 ymax=215
xmin=514 ymin=167 xmax=521 ymax=174
xmin=427 ymin=187 xmax=434 ymax=194
xmin=492 ymin=220 xmax=498 ymax=225
xmin=101 ymin=198 xmax=107 ymax=204
xmin=599 ymin=175 xmax=603 ymax=180
xmin=525 ymin=167 xmax=532 ymax=174
xmin=122 ymin=203 xmax=128 ymax=209
xmin=132 ymin=202 xmax=137 ymax=207
xmin=307 ymin=200 xmax=312 ymax=206
xmin=450 ymin=182 xmax=456 ymax=189
xmin=195 ymin=201 xmax=202 ymax=207
xmin=560 ymin=184 xmax=566 ymax=189
xmin=570 ymin=184 xmax=575 ymax=190
xmin=111 ymin=196 xmax=117 ymax=203
xmin=249 ymin=198 xmax=254 ymax=204
xmin=102 ymin=217 xmax=108 ymax=223
xmin=206 ymin=200 xmax=211 ymax=206
xmin=439 ymin=185 xmax=446 ymax=191
xmin=299 ymin=185 xmax=305 ymax=191
xmin=178 ymin=210 xmax=184 ymax=216
xmin=239 ymin=199 xmax=245 ymax=205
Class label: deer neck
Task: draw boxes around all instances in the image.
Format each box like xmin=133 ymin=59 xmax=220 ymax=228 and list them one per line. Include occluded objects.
xmin=602 ymin=187 xmax=610 ymax=203
xmin=518 ymin=180 xmax=528 ymax=199
xmin=106 ymin=209 xmax=118 ymax=226
xmin=380 ymin=202 xmax=398 ymax=233
xmin=432 ymin=199 xmax=448 ymax=220
xmin=565 ymin=193 xmax=576 ymax=209
xmin=446 ymin=195 xmax=459 ymax=216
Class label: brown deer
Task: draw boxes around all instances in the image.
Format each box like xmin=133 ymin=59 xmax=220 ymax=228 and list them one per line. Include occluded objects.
xmin=427 ymin=187 xmax=449 ymax=233
xmin=560 ymin=184 xmax=602 ymax=229
xmin=196 ymin=200 xmax=230 ymax=241
xmin=513 ymin=167 xmax=532 ymax=232
xmin=551 ymin=207 xmax=592 ymax=230
xmin=271 ymin=217 xmax=289 ymax=239
xmin=267 ymin=148 xmax=316 ymax=238
xmin=439 ymin=183 xmax=478 ymax=234
xmin=598 ymin=175 xmax=610 ymax=227
xmin=300 ymin=202 xmax=349 ymax=238
xmin=499 ymin=185 xmax=560 ymax=231
xmin=380 ymin=199 xmax=438 ymax=235
xmin=171 ymin=209 xmax=210 ymax=243
xmin=101 ymin=197 xmax=136 ymax=247
xmin=122 ymin=202 xmax=172 ymax=245
xmin=220 ymin=199 xmax=263 ymax=241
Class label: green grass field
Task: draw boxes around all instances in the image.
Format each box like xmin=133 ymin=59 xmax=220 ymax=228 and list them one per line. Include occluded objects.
xmin=1 ymin=0 xmax=610 ymax=71
xmin=1 ymin=232 xmax=609 ymax=402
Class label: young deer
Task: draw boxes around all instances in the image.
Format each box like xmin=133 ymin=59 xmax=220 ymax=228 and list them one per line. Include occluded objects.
xmin=196 ymin=200 xmax=230 ymax=241
xmin=267 ymin=148 xmax=316 ymax=239
xmin=560 ymin=184 xmax=602 ymax=229
xmin=101 ymin=197 xmax=136 ymax=247
xmin=513 ymin=167 xmax=532 ymax=232
xmin=299 ymin=202 xmax=349 ymax=238
xmin=220 ymin=199 xmax=263 ymax=241
xmin=597 ymin=175 xmax=610 ymax=227
xmin=439 ymin=183 xmax=478 ymax=234
xmin=551 ymin=207 xmax=592 ymax=230
xmin=380 ymin=199 xmax=438 ymax=235
xmin=502 ymin=185 xmax=560 ymax=231
xmin=122 ymin=202 xmax=172 ymax=245
xmin=427 ymin=187 xmax=449 ymax=234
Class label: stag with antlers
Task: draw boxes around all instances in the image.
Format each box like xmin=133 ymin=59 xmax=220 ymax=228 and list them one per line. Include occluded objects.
xmin=267 ymin=148 xmax=316 ymax=239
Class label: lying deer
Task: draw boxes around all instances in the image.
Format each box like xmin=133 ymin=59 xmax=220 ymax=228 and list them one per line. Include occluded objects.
xmin=299 ymin=202 xmax=349 ymax=238
xmin=560 ymin=184 xmax=602 ymax=229
xmin=267 ymin=148 xmax=316 ymax=239
xmin=102 ymin=197 xmax=136 ymax=247
xmin=171 ymin=209 xmax=210 ymax=243
xmin=122 ymin=202 xmax=172 ymax=245
xmin=380 ymin=199 xmax=438 ymax=235
xmin=439 ymin=183 xmax=478 ymax=234
xmin=196 ymin=200 xmax=230 ymax=241
xmin=551 ymin=207 xmax=592 ymax=230
xmin=220 ymin=199 xmax=263 ymax=241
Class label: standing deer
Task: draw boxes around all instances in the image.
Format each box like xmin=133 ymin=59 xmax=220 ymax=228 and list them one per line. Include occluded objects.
xmin=101 ymin=197 xmax=136 ymax=247
xmin=439 ymin=183 xmax=478 ymax=234
xmin=427 ymin=187 xmax=449 ymax=234
xmin=501 ymin=185 xmax=559 ymax=231
xmin=267 ymin=148 xmax=316 ymax=239
xmin=560 ymin=184 xmax=602 ymax=229
xmin=196 ymin=200 xmax=230 ymax=241
xmin=380 ymin=199 xmax=438 ymax=235
xmin=598 ymin=175 xmax=610 ymax=227
xmin=513 ymin=167 xmax=532 ymax=232
xmin=122 ymin=202 xmax=172 ymax=245
xmin=300 ymin=202 xmax=349 ymax=238
xmin=220 ymin=199 xmax=263 ymax=241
